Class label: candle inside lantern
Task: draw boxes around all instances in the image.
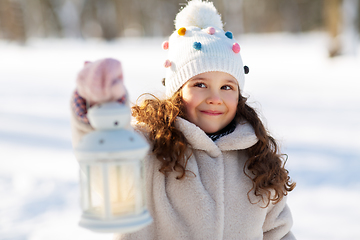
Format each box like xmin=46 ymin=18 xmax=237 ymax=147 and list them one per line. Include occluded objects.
xmin=110 ymin=163 xmax=139 ymax=215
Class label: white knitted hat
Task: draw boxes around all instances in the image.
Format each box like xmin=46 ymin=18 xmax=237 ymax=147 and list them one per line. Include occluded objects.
xmin=163 ymin=0 xmax=246 ymax=97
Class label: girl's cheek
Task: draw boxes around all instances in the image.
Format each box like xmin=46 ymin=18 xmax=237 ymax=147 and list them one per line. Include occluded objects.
xmin=222 ymin=92 xmax=238 ymax=100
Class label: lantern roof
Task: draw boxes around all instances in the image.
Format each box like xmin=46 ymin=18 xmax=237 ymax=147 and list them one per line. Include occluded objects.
xmin=74 ymin=128 xmax=149 ymax=162
xmin=88 ymin=102 xmax=131 ymax=130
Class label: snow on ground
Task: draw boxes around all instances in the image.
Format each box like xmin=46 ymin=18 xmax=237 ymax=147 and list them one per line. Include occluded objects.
xmin=0 ymin=32 xmax=359 ymax=240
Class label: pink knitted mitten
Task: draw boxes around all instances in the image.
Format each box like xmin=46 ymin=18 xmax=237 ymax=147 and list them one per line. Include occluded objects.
xmin=76 ymin=58 xmax=126 ymax=105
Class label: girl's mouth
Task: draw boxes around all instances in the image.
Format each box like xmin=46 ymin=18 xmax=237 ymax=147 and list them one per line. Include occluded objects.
xmin=200 ymin=110 xmax=223 ymax=116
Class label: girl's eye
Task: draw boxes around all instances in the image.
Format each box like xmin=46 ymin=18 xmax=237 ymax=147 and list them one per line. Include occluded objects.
xmin=194 ymin=82 xmax=206 ymax=88
xmin=221 ymin=85 xmax=233 ymax=90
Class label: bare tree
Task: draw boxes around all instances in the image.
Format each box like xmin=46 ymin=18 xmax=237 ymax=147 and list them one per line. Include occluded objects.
xmin=324 ymin=0 xmax=343 ymax=57
xmin=0 ymin=0 xmax=26 ymax=43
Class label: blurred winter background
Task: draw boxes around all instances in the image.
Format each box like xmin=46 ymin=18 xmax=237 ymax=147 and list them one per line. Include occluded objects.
xmin=0 ymin=0 xmax=359 ymax=239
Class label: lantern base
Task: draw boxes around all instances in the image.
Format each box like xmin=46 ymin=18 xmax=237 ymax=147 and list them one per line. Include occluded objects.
xmin=79 ymin=210 xmax=153 ymax=233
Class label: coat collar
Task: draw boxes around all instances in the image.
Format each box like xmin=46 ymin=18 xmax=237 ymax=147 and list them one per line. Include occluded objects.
xmin=175 ymin=117 xmax=258 ymax=157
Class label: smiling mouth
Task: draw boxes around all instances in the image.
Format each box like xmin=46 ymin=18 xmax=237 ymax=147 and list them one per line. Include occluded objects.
xmin=200 ymin=110 xmax=223 ymax=116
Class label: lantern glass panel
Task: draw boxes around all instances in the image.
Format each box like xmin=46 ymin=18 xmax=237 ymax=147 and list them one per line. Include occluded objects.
xmin=81 ymin=164 xmax=105 ymax=217
xmin=140 ymin=162 xmax=146 ymax=208
xmin=108 ymin=162 xmax=140 ymax=216
xmin=79 ymin=165 xmax=89 ymax=211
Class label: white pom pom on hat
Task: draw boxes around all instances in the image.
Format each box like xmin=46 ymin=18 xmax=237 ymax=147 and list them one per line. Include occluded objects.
xmin=175 ymin=0 xmax=223 ymax=30
xmin=163 ymin=0 xmax=246 ymax=97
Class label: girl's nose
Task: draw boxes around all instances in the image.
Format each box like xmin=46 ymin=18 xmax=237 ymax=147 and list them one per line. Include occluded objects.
xmin=206 ymin=92 xmax=222 ymax=105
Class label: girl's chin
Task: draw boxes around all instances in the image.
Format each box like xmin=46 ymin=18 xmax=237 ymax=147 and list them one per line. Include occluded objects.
xmin=202 ymin=126 xmax=223 ymax=134
xmin=184 ymin=116 xmax=227 ymax=134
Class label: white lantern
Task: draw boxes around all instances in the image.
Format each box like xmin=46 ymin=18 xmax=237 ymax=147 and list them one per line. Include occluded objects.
xmin=74 ymin=102 xmax=152 ymax=233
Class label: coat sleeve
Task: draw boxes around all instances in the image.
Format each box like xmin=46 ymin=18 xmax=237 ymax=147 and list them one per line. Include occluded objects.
xmin=69 ymin=90 xmax=94 ymax=147
xmin=262 ymin=196 xmax=296 ymax=240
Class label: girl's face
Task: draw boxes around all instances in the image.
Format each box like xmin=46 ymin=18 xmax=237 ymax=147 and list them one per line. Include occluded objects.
xmin=181 ymin=71 xmax=239 ymax=134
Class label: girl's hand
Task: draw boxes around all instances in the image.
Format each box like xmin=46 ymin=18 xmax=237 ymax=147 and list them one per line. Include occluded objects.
xmin=76 ymin=58 xmax=127 ymax=105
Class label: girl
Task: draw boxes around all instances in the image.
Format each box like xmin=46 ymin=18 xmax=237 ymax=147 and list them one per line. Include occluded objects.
xmin=71 ymin=1 xmax=296 ymax=239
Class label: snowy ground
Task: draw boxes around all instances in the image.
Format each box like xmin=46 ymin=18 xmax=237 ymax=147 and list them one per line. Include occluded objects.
xmin=0 ymin=32 xmax=359 ymax=240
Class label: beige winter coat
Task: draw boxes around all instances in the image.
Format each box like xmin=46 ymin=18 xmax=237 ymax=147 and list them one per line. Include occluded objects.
xmin=71 ymin=111 xmax=295 ymax=240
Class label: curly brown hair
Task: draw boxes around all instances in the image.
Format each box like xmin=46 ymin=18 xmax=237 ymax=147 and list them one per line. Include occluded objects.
xmin=132 ymin=91 xmax=190 ymax=179
xmin=237 ymin=94 xmax=296 ymax=206
xmin=132 ymin=90 xmax=295 ymax=205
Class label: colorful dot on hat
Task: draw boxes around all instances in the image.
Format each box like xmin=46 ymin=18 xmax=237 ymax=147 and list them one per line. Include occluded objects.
xmin=193 ymin=42 xmax=202 ymax=50
xmin=178 ymin=27 xmax=186 ymax=36
xmin=206 ymin=27 xmax=215 ymax=35
xmin=244 ymin=66 xmax=249 ymax=74
xmin=164 ymin=59 xmax=172 ymax=68
xmin=225 ymin=31 xmax=233 ymax=39
xmin=232 ymin=43 xmax=240 ymax=53
xmin=162 ymin=41 xmax=169 ymax=50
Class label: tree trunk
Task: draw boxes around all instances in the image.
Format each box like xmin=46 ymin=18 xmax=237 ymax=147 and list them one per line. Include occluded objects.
xmin=324 ymin=0 xmax=343 ymax=57
xmin=0 ymin=0 xmax=26 ymax=43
